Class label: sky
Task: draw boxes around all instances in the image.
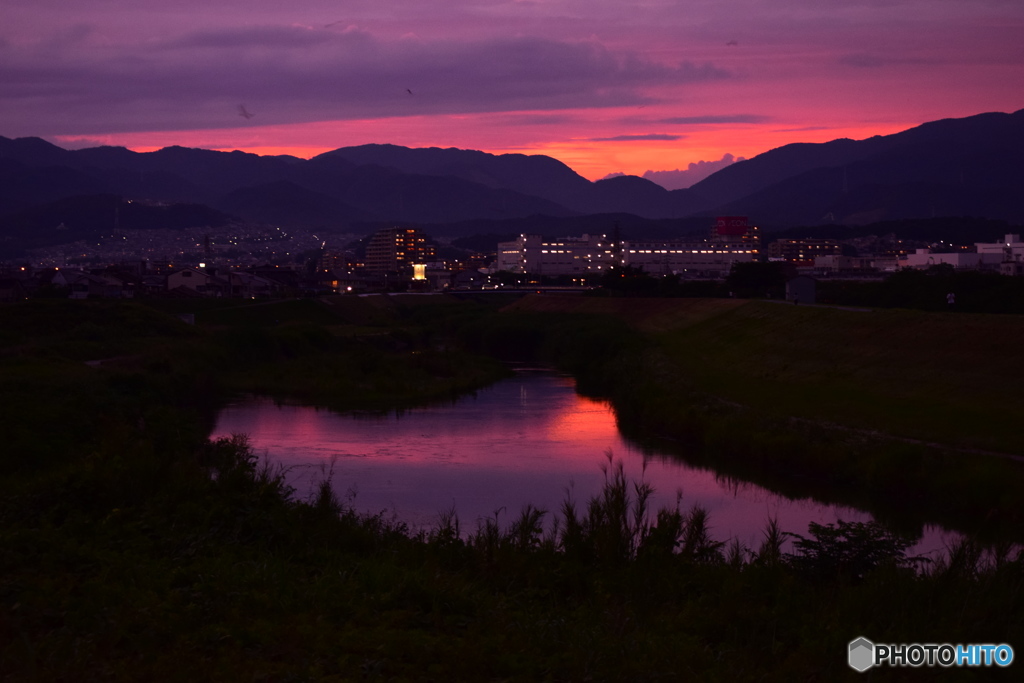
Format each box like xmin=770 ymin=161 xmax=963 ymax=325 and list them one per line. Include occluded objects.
xmin=2 ymin=1 xmax=1022 ymax=186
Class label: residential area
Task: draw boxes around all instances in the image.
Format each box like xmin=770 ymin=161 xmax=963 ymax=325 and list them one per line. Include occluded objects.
xmin=3 ymin=217 xmax=1024 ymax=303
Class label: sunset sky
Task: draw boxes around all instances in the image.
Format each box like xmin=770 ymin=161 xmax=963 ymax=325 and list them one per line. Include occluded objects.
xmin=3 ymin=0 xmax=1022 ymax=186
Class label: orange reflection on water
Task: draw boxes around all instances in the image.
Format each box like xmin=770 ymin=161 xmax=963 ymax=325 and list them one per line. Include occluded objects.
xmin=211 ymin=372 xmax=957 ymax=556
xmin=544 ymin=394 xmax=619 ymax=445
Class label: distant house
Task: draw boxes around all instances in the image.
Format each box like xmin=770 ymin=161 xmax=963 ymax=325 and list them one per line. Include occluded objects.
xmin=423 ymin=265 xmax=452 ymax=291
xmin=813 ymin=255 xmax=877 ymax=274
xmin=38 ymin=269 xmax=140 ymax=299
xmin=69 ymin=273 xmax=114 ymax=299
xmin=251 ymin=264 xmax=301 ymax=291
xmin=98 ymin=272 xmax=139 ymax=299
xmin=324 ymin=270 xmax=371 ymax=294
xmin=140 ymin=275 xmax=167 ymax=297
xmin=227 ymin=271 xmax=279 ymax=298
xmin=167 ymin=268 xmax=204 ymax=294
xmin=167 ymin=268 xmax=229 ymax=297
xmin=49 ymin=269 xmax=83 ymax=289
xmin=786 ymin=275 xmax=817 ymax=304
xmin=452 ymin=269 xmax=488 ymax=290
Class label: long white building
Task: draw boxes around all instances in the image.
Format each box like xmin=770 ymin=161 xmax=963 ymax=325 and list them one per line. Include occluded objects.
xmin=496 ymin=233 xmax=756 ymax=278
xmin=496 ymin=234 xmax=619 ymax=275
xmin=623 ymin=240 xmax=756 ymax=277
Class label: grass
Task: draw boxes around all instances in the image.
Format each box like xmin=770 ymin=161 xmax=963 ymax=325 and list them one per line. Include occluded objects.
xmin=4 ymin=434 xmax=1022 ymax=681
xmin=657 ymin=302 xmax=1024 ymax=454
xmin=507 ymin=295 xmax=1024 ymax=454
xmin=3 ymin=295 xmax=1024 ymax=680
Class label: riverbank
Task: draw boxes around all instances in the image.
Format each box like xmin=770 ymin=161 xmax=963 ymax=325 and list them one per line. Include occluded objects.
xmin=494 ymin=296 xmax=1024 ymax=539
xmin=503 ymin=295 xmax=1024 ymax=455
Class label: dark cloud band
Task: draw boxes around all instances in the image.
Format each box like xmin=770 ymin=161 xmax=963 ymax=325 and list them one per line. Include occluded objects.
xmin=0 ymin=27 xmax=730 ymax=136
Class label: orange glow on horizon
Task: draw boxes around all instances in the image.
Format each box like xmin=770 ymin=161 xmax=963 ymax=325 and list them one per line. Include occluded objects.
xmin=54 ymin=114 xmax=916 ymax=184
xmin=513 ymin=122 xmax=912 ymax=181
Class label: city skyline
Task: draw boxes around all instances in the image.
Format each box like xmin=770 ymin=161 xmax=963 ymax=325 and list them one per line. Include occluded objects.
xmin=3 ymin=0 xmax=1022 ymax=183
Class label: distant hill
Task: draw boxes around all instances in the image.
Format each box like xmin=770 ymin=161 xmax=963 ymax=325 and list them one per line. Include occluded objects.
xmin=217 ymin=181 xmax=368 ymax=228
xmin=0 ymin=158 xmax=109 ymax=215
xmin=318 ymin=144 xmax=697 ymax=218
xmin=691 ymin=109 xmax=1024 ymax=227
xmin=316 ymin=144 xmax=597 ymax=212
xmin=1 ymin=107 xmax=1022 ymax=255
xmin=0 ymin=194 xmax=232 ymax=256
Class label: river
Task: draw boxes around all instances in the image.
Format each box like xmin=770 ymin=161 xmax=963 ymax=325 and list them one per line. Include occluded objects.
xmin=211 ymin=369 xmax=957 ymax=556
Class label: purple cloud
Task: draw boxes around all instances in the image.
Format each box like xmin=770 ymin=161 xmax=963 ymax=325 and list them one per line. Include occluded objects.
xmin=837 ymin=53 xmax=935 ymax=68
xmin=0 ymin=25 xmax=731 ymax=136
xmin=590 ymin=133 xmax=685 ymax=142
xmin=656 ymin=115 xmax=771 ymax=125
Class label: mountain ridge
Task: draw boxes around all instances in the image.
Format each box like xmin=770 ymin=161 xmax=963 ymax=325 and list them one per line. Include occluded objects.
xmin=1 ymin=107 xmax=1022 ymax=256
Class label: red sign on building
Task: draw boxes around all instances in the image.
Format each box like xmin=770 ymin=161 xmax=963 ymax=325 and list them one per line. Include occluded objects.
xmin=714 ymin=216 xmax=749 ymax=236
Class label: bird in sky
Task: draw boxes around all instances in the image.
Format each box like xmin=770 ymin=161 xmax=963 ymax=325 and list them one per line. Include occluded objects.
xmin=726 ymin=40 xmax=739 ymax=46
xmin=406 ymin=88 xmax=413 ymax=95
xmin=238 ymin=104 xmax=255 ymax=119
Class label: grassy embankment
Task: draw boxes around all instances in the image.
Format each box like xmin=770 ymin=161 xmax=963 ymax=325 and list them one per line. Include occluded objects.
xmin=2 ymin=295 xmax=1022 ymax=681
xmin=141 ymin=294 xmax=511 ymax=410
xmin=497 ymin=296 xmax=1024 ymax=539
xmin=0 ymin=295 xmax=508 ymax=490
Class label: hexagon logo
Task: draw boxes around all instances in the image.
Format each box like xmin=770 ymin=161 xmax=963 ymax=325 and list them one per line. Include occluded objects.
xmin=848 ymin=637 xmax=875 ymax=672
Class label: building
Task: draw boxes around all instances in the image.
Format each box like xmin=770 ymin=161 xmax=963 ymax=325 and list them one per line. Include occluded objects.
xmin=226 ymin=271 xmax=280 ymax=298
xmin=712 ymin=216 xmax=761 ymax=251
xmin=768 ymin=239 xmax=841 ymax=266
xmin=496 ymin=234 xmax=619 ymax=276
xmin=497 ymin=218 xmax=760 ymax=279
xmin=975 ymin=234 xmax=1024 ymax=274
xmin=364 ymin=227 xmax=437 ymax=274
xmin=317 ymin=248 xmax=357 ymax=274
xmin=900 ymin=249 xmax=1001 ymax=270
xmin=63 ymin=272 xmax=138 ymax=299
xmin=1000 ymin=261 xmax=1024 ymax=277
xmin=813 ymin=255 xmax=874 ymax=273
xmin=812 ymin=254 xmax=901 ymax=275
xmin=623 ymin=240 xmax=755 ymax=277
xmin=786 ymin=276 xmax=817 ymax=304
xmin=166 ymin=268 xmax=230 ymax=297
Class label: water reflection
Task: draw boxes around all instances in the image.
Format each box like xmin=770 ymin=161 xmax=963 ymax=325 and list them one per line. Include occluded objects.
xmin=211 ymin=370 xmax=957 ymax=555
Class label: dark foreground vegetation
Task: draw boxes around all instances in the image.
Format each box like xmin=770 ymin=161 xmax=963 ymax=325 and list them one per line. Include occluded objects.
xmin=595 ymin=261 xmax=1024 ymax=315
xmin=2 ymin=295 xmax=1022 ymax=681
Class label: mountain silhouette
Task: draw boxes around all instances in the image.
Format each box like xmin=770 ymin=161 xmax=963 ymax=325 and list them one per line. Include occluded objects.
xmin=1 ymin=107 xmax=1022 ymax=255
xmin=0 ymin=194 xmax=231 ymax=256
xmin=686 ymin=109 xmax=1024 ymax=225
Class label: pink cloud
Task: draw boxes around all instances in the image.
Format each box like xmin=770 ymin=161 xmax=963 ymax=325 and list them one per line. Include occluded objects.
xmin=2 ymin=0 xmax=1021 ymax=179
